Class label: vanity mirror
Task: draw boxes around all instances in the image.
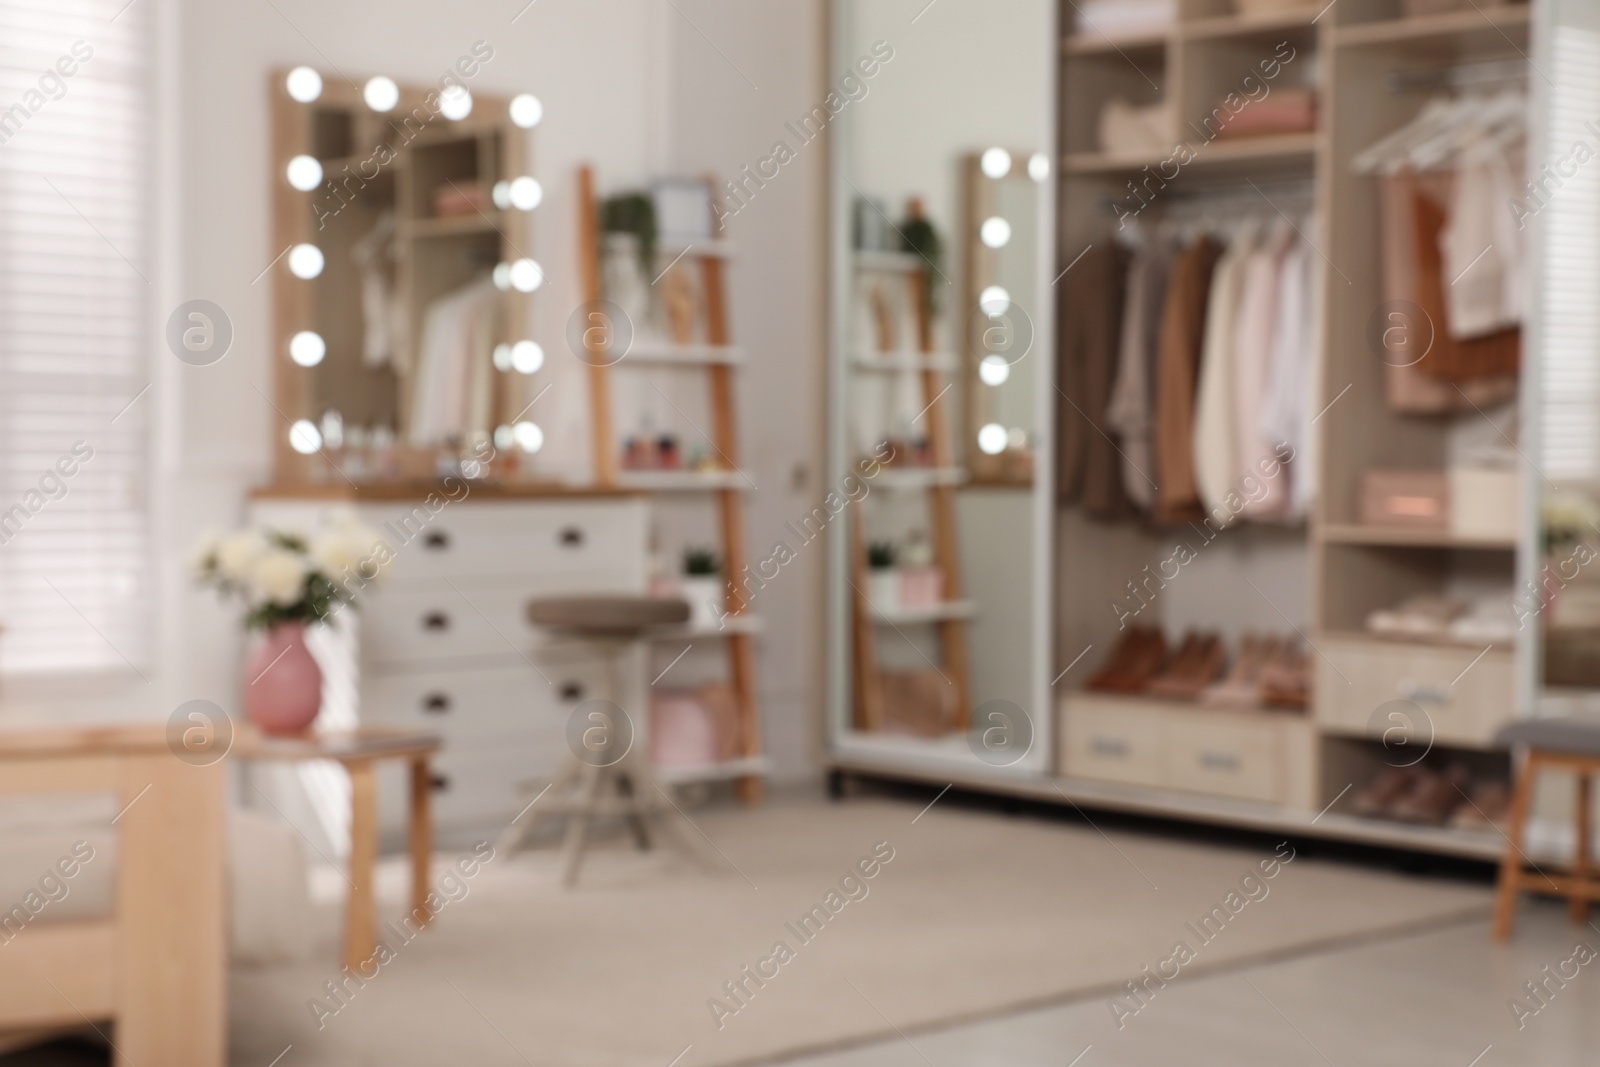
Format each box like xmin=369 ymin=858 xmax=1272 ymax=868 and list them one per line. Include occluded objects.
xmin=269 ymin=65 xmax=545 ymax=486
xmin=826 ymin=0 xmax=1057 ymax=776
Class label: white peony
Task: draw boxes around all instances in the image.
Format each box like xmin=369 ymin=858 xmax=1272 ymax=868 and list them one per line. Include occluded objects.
xmin=215 ymin=530 xmax=268 ymax=585
xmin=310 ymin=529 xmax=363 ymax=578
xmin=190 ymin=530 xmax=222 ymax=577
xmin=315 ymin=516 xmax=390 ymax=584
xmin=250 ymin=548 xmax=308 ymax=607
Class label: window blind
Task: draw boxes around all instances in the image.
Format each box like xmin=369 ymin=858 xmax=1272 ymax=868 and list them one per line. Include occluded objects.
xmin=1539 ymin=24 xmax=1600 ymax=482
xmin=0 ymin=0 xmax=151 ymax=674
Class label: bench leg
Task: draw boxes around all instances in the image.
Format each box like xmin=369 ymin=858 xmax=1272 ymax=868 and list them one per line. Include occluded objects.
xmin=1494 ymin=754 xmax=1538 ymax=941
xmin=1575 ymin=773 xmax=1592 ymax=923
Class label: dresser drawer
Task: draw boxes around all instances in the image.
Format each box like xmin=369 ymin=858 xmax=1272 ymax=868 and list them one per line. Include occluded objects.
xmin=379 ymin=740 xmax=557 ymax=835
xmin=1316 ymin=636 xmax=1513 ymax=748
xmin=1163 ymin=717 xmax=1280 ymax=803
xmin=359 ymin=572 xmax=637 ymax=665
xmin=361 ymin=500 xmax=645 ymax=583
xmin=362 ymin=661 xmax=602 ymax=745
xmin=1061 ymin=699 xmax=1165 ymax=787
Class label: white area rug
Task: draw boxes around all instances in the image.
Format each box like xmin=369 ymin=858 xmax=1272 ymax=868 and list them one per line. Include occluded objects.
xmin=229 ymin=794 xmax=1491 ymax=1067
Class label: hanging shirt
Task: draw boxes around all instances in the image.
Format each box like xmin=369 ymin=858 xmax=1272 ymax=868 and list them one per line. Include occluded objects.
xmin=1261 ymin=235 xmax=1312 ymax=520
xmin=1192 ymin=224 xmax=1259 ymax=524
xmin=1154 ymin=235 xmax=1222 ymax=522
xmin=1105 ymin=247 xmax=1171 ymax=511
xmin=1233 ymin=222 xmax=1296 ymax=520
xmin=407 ymin=277 xmax=499 ymax=447
xmin=1441 ymin=143 xmax=1524 ymax=339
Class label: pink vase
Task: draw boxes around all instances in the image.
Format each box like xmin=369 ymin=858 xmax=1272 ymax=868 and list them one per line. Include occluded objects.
xmin=243 ymin=622 xmax=323 ymax=735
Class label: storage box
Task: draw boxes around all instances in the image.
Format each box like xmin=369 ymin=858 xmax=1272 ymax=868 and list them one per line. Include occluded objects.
xmin=1360 ymin=470 xmax=1449 ymax=529
xmin=1449 ymin=466 xmax=1519 ymax=542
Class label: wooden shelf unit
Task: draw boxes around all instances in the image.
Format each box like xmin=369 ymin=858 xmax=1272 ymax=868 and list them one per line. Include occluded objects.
xmin=577 ymin=165 xmax=764 ymax=803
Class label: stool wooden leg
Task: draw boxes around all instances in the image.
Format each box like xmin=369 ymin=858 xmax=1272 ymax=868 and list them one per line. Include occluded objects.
xmin=1575 ymin=772 xmax=1592 ymax=923
xmin=561 ymin=761 xmax=604 ymax=887
xmin=409 ymin=756 xmax=433 ymax=927
xmin=1494 ymin=753 xmax=1538 ymax=941
xmin=344 ymin=760 xmax=379 ymax=971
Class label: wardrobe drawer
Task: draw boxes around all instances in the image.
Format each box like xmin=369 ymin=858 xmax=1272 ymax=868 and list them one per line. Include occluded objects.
xmin=1061 ymin=699 xmax=1165 ymax=787
xmin=361 ymin=500 xmax=645 ymax=583
xmin=1316 ymin=637 xmax=1513 ymax=747
xmin=362 ymin=661 xmax=601 ymax=744
xmin=359 ymin=573 xmax=636 ymax=665
xmin=1163 ymin=717 xmax=1279 ymax=804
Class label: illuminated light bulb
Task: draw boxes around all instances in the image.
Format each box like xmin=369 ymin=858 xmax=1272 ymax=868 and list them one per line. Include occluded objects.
xmin=979 ymin=286 xmax=1011 ymax=315
xmin=286 ymin=155 xmax=323 ymax=191
xmin=493 ymin=424 xmax=514 ymax=450
xmin=513 ymin=421 xmax=544 ymax=453
xmin=977 ymin=423 xmax=1007 ymax=455
xmin=981 ymin=148 xmax=1012 ymax=179
xmin=288 ymin=330 xmax=326 ymax=367
xmin=285 ymin=67 xmax=322 ymax=103
xmin=510 ymin=340 xmax=544 ymax=374
xmin=978 ymin=354 xmax=1010 ymax=386
xmin=510 ymin=258 xmax=543 ymax=292
xmin=509 ymin=176 xmax=542 ymax=210
xmin=440 ymin=86 xmax=472 ymax=120
xmin=363 ymin=76 xmax=399 ymax=112
xmin=509 ymin=93 xmax=543 ymax=128
xmin=492 ymin=263 xmax=512 ymax=291
xmin=492 ymin=343 xmax=512 ymax=371
xmin=287 ymin=244 xmax=324 ymax=279
xmin=981 ymin=217 xmax=1011 ymax=249
xmin=1028 ymin=152 xmax=1050 ymax=182
xmin=492 ymin=181 xmax=511 ymax=210
xmin=289 ymin=420 xmax=322 ymax=454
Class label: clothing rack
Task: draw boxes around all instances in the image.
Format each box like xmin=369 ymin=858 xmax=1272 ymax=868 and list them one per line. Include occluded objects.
xmin=1095 ymin=179 xmax=1315 ymax=221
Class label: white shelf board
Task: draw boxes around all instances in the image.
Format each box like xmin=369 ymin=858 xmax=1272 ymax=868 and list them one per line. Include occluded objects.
xmin=651 ymin=614 xmax=763 ymax=640
xmin=657 ymin=238 xmax=735 ymax=259
xmin=616 ymin=470 xmax=751 ymax=492
xmin=851 ymin=352 xmax=959 ymax=372
xmin=869 ymin=599 xmax=977 ymax=625
xmin=658 ymin=755 xmax=771 ymax=786
xmin=624 ymin=342 xmax=743 ymax=365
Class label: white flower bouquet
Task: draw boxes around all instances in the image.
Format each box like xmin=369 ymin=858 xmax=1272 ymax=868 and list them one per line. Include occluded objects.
xmin=194 ymin=511 xmax=389 ymax=630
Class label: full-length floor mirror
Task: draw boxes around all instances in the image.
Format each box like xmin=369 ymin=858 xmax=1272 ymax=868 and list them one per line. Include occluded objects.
xmin=826 ymin=0 xmax=1057 ymax=776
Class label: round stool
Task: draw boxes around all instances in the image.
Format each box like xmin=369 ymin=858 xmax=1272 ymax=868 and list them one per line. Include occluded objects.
xmin=499 ymin=595 xmax=712 ymax=886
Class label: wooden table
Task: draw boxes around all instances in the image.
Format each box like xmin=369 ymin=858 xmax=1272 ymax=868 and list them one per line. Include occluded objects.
xmin=238 ymin=727 xmax=442 ymax=972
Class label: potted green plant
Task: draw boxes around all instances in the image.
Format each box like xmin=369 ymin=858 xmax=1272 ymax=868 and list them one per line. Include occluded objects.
xmin=866 ymin=540 xmax=900 ymax=611
xmin=679 ymin=546 xmax=723 ymax=630
xmin=599 ymin=191 xmax=658 ymax=335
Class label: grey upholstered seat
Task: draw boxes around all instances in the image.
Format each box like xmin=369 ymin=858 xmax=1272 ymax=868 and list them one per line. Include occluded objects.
xmin=525 ymin=595 xmax=690 ymax=637
xmin=1496 ymin=717 xmax=1600 ymax=756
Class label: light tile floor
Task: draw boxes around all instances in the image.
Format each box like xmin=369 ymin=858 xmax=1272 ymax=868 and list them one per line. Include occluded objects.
xmin=777 ymin=898 xmax=1600 ymax=1067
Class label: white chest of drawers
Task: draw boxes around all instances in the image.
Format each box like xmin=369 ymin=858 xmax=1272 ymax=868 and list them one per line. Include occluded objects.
xmin=247 ymin=490 xmax=647 ymax=843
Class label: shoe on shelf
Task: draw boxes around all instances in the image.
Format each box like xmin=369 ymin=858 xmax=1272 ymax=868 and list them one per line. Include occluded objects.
xmin=1260 ymin=637 xmax=1309 ymax=711
xmin=1147 ymin=630 xmax=1227 ymax=701
xmin=1202 ymin=632 xmax=1271 ymax=707
xmin=1389 ymin=764 xmax=1472 ymax=826
xmin=1352 ymin=766 xmax=1423 ymax=818
xmin=1088 ymin=626 xmax=1167 ymax=694
xmin=1449 ymin=780 xmax=1511 ymax=830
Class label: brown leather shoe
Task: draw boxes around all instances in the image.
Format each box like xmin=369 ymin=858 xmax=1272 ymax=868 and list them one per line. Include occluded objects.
xmin=1089 ymin=626 xmax=1167 ymax=693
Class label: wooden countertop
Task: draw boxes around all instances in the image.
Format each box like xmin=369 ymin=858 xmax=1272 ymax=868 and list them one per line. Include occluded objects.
xmin=249 ymin=480 xmax=639 ymax=501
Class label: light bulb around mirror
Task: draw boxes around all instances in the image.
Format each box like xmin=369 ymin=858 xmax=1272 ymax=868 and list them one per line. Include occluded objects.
xmin=509 ymin=93 xmax=543 ymax=128
xmin=981 ymin=217 xmax=1012 ymax=249
xmin=978 ymin=354 xmax=1010 ymax=386
xmin=363 ymin=76 xmax=399 ymax=113
xmin=287 ymin=244 xmax=324 ymax=279
xmin=510 ymin=340 xmax=544 ymax=374
xmin=981 ymin=148 xmax=1012 ymax=179
xmin=286 ymin=155 xmax=323 ymax=191
xmin=285 ymin=67 xmax=322 ymax=103
xmin=1028 ymin=152 xmax=1050 ymax=182
xmin=509 ymin=177 xmax=542 ymax=211
xmin=289 ymin=330 xmax=326 ymax=367
xmin=492 ymin=263 xmax=512 ymax=290
xmin=492 ymin=343 xmax=512 ymax=371
xmin=289 ymin=420 xmax=322 ymax=455
xmin=979 ymin=286 xmax=1011 ymax=315
xmin=440 ymin=86 xmax=473 ymax=121
xmin=513 ymin=421 xmax=544 ymax=453
xmin=1007 ymin=427 xmax=1027 ymax=450
xmin=977 ymin=423 xmax=1008 ymax=456
xmin=510 ymin=258 xmax=543 ymax=292
xmin=493 ymin=424 xmax=514 ymax=450
xmin=492 ymin=181 xmax=511 ymax=210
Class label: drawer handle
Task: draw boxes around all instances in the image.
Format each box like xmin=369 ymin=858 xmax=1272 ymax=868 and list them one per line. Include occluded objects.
xmin=422 ymin=611 xmax=451 ymax=632
xmin=559 ymin=681 xmax=585 ymax=701
xmin=429 ymin=774 xmax=451 ymax=792
xmin=1398 ymin=681 xmax=1449 ymax=705
xmin=558 ymin=527 xmax=585 ymax=547
xmin=422 ymin=692 xmax=452 ymax=714
xmin=423 ymin=530 xmax=451 ymax=551
xmin=1090 ymin=737 xmax=1128 ymax=758
xmin=1199 ymin=750 xmax=1240 ymax=771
